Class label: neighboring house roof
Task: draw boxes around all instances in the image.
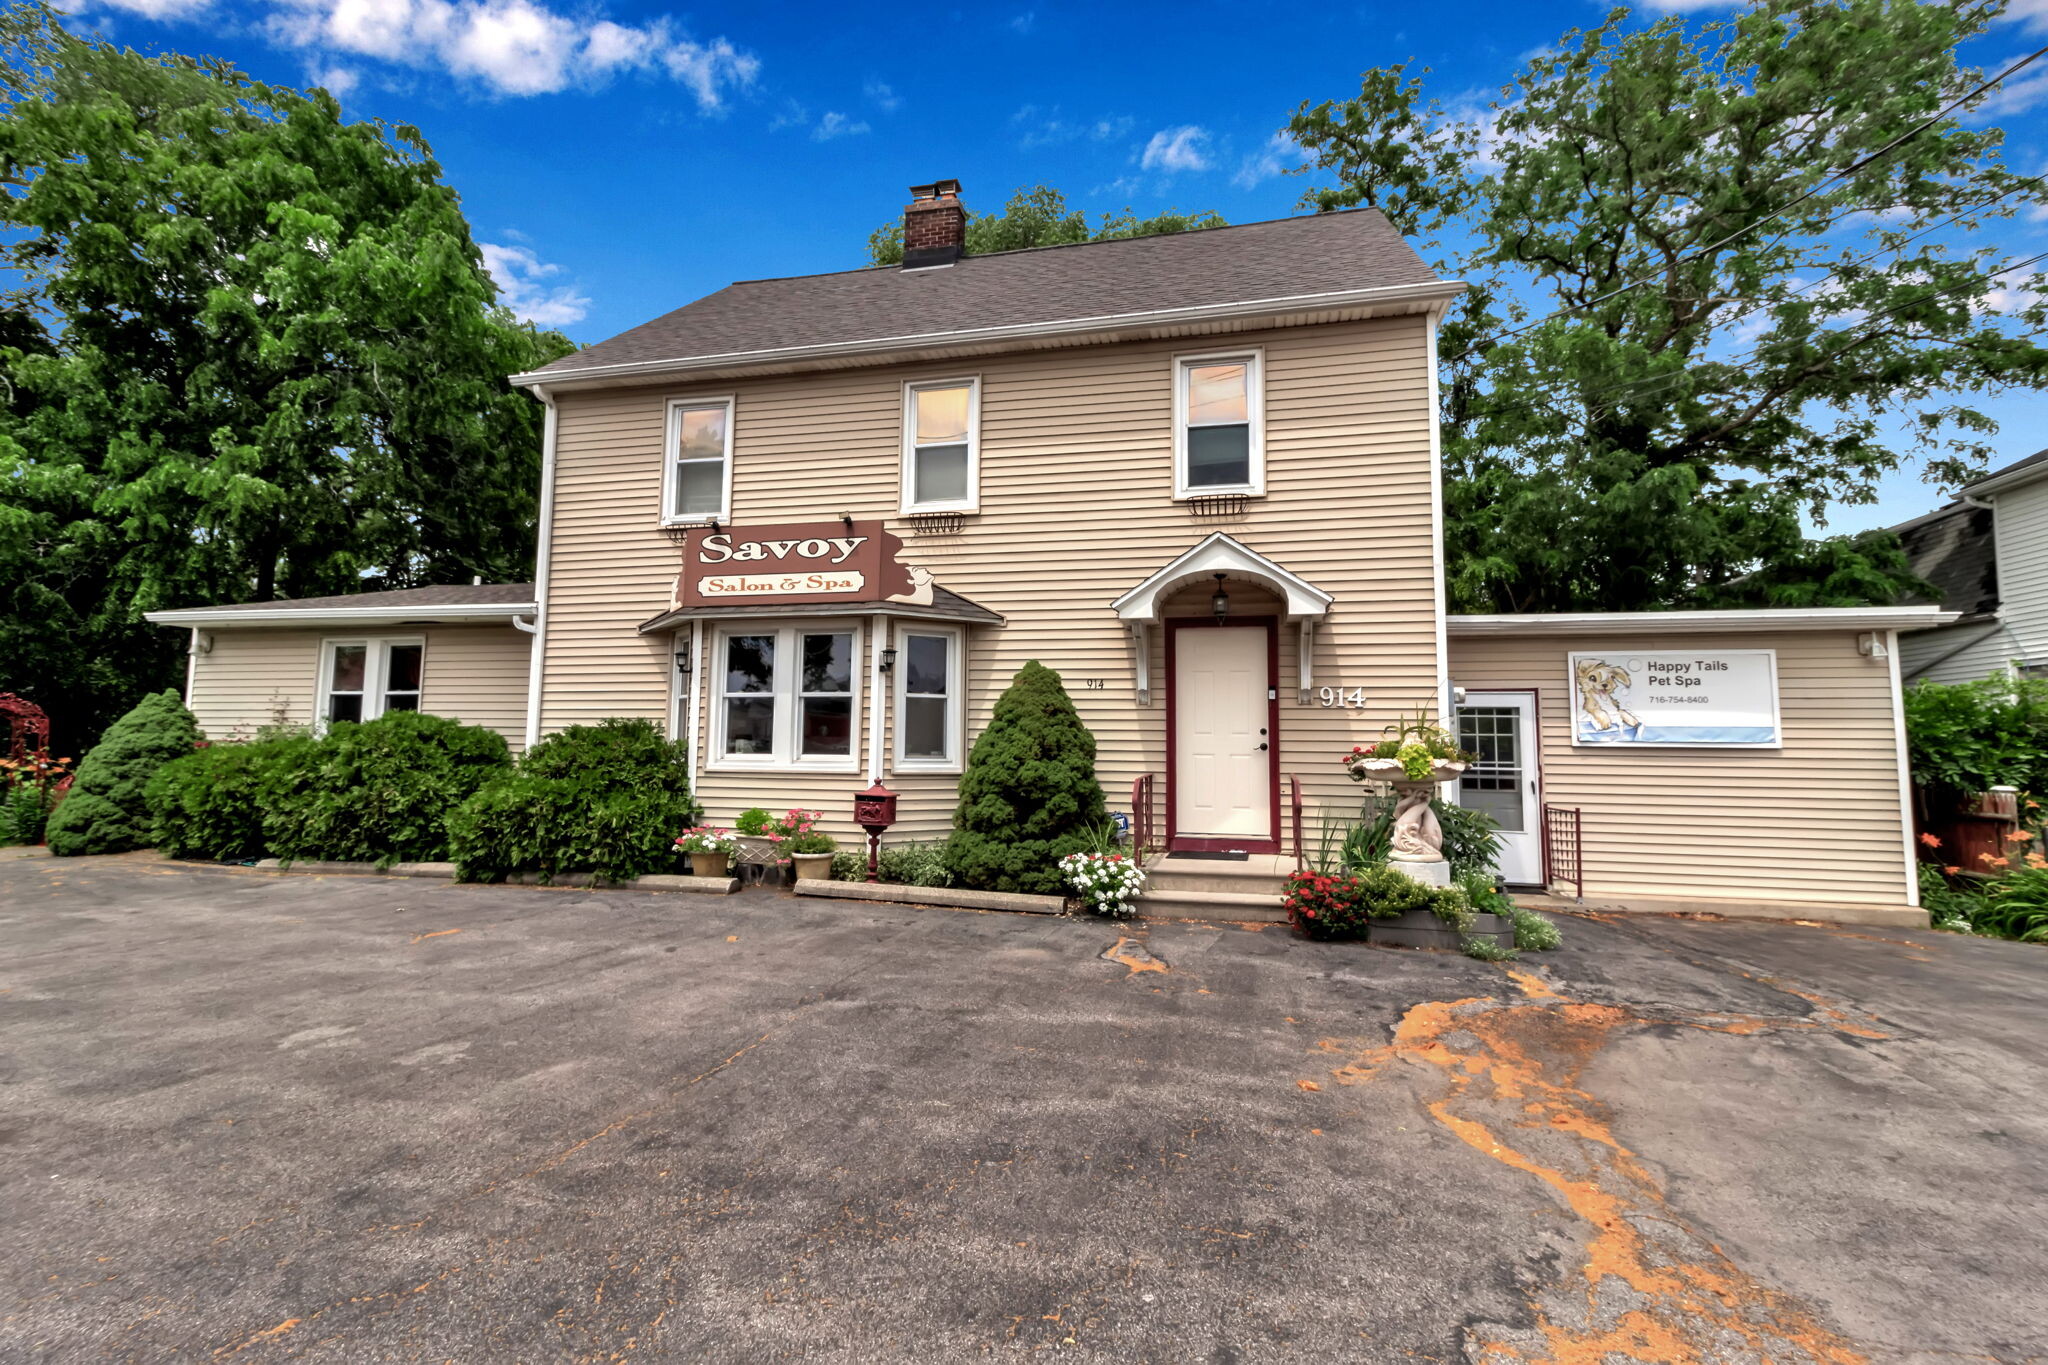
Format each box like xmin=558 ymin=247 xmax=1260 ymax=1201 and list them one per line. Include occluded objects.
xmin=1891 ymin=501 xmax=1998 ymax=621
xmin=637 ymin=585 xmax=1003 ymax=635
xmin=144 ymin=583 xmax=537 ymax=627
xmin=516 ymin=209 xmax=1456 ymax=387
xmin=1964 ymin=445 xmax=2048 ymax=497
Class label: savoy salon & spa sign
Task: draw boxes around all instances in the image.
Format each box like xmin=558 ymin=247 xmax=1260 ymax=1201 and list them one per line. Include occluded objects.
xmin=671 ymin=520 xmax=935 ymax=609
xmin=1569 ymin=650 xmax=1781 ymax=747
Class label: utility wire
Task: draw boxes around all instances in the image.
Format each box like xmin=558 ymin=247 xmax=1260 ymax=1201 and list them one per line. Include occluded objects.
xmin=1446 ymin=42 xmax=2048 ymax=363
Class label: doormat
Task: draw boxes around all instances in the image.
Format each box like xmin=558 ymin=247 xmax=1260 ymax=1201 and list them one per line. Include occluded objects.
xmin=1165 ymin=851 xmax=1250 ymax=862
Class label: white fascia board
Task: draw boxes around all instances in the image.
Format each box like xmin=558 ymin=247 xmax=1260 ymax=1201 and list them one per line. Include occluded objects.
xmin=1446 ymin=607 xmax=1960 ymax=636
xmin=1112 ymin=531 xmax=1334 ymax=622
xmin=510 ymin=279 xmax=1469 ymax=390
xmin=1963 ymin=460 xmax=2048 ymax=498
xmin=143 ymin=604 xmax=537 ymax=627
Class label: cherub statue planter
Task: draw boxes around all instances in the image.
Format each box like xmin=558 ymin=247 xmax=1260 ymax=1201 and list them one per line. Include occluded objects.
xmin=1344 ymin=711 xmax=1475 ymax=884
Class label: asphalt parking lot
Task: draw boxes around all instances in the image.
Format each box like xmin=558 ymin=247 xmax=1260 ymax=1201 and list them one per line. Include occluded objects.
xmin=2 ymin=854 xmax=2044 ymax=1363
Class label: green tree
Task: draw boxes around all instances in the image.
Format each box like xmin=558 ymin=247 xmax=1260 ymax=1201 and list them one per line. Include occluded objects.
xmin=45 ymin=688 xmax=201 ymax=855
xmin=1288 ymin=0 xmax=2048 ymax=612
xmin=0 ymin=3 xmax=574 ymax=752
xmin=943 ymin=661 xmax=1108 ymax=895
xmin=866 ymin=184 xmax=1226 ymax=266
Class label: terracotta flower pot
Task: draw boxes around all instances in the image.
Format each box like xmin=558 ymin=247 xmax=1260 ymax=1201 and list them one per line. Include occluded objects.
xmin=691 ymin=850 xmax=730 ymax=880
xmin=792 ymin=853 xmax=833 ymax=882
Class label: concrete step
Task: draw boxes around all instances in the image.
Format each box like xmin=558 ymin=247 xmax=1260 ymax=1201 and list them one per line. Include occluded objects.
xmin=1134 ymin=888 xmax=1287 ymax=923
xmin=1143 ymin=854 xmax=1296 ymax=897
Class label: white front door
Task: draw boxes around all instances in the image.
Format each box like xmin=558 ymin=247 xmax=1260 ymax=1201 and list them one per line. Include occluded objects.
xmin=1173 ymin=624 xmax=1270 ymax=844
xmin=1456 ymin=692 xmax=1542 ymax=886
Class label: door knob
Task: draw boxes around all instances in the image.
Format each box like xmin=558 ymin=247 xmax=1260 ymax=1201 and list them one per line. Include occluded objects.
xmin=1255 ymin=742 xmax=1269 ymax=751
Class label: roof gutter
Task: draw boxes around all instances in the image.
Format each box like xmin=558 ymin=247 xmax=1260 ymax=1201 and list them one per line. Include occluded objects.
xmin=142 ymin=604 xmax=538 ymax=627
xmin=510 ymin=278 xmax=1469 ymax=390
xmin=1962 ymin=462 xmax=2048 ymax=499
xmin=1447 ymin=606 xmax=1959 ymax=636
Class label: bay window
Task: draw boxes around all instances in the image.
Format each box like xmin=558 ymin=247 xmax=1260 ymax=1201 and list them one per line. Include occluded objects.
xmin=1174 ymin=350 xmax=1264 ymax=497
xmin=894 ymin=626 xmax=963 ymax=771
xmin=712 ymin=623 xmax=862 ymax=769
xmin=662 ymin=396 xmax=734 ymax=525
xmin=318 ymin=638 xmax=425 ymax=729
xmin=901 ymin=377 xmax=979 ymax=514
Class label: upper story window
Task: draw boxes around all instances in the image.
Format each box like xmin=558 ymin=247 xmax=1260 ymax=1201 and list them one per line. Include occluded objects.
xmin=1174 ymin=350 xmax=1264 ymax=498
xmin=663 ymin=397 xmax=734 ymax=525
xmin=711 ymin=623 xmax=861 ymax=771
xmin=901 ymin=378 xmax=979 ymax=514
xmin=319 ymin=638 xmax=423 ymax=729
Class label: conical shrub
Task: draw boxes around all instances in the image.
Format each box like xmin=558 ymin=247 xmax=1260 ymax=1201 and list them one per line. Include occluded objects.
xmin=942 ymin=661 xmax=1107 ymax=895
xmin=46 ymin=689 xmax=203 ymax=856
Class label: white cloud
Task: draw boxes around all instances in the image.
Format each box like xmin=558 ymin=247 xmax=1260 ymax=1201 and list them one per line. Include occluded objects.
xmin=480 ymin=242 xmax=590 ymax=326
xmin=262 ymin=0 xmax=757 ymax=104
xmin=1233 ymin=131 xmax=1299 ymax=189
xmin=1976 ymin=63 xmax=2048 ymax=117
xmin=2004 ymin=0 xmax=2048 ymax=32
xmin=307 ymin=62 xmax=358 ymax=94
xmin=864 ymin=79 xmax=900 ymax=112
xmin=1139 ymin=125 xmax=1211 ymax=174
xmin=1633 ymin=0 xmax=1739 ymax=10
xmin=1008 ymin=10 xmax=1035 ymax=34
xmin=91 ymin=0 xmax=213 ymax=16
xmin=1012 ymin=106 xmax=1131 ymax=150
xmin=813 ymin=111 xmax=869 ymax=141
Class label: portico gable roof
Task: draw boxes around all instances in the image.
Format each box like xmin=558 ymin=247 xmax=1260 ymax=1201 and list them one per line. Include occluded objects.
xmin=1111 ymin=533 xmax=1333 ymax=623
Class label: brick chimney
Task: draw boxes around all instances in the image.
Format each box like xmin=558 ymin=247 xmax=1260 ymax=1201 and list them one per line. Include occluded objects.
xmin=902 ymin=179 xmax=966 ymax=268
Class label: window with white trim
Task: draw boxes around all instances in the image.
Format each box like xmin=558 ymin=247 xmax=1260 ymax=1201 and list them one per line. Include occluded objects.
xmin=662 ymin=397 xmax=734 ymax=524
xmin=318 ymin=638 xmax=425 ymax=728
xmin=1173 ymin=350 xmax=1264 ymax=497
xmin=895 ymin=626 xmax=963 ymax=771
xmin=712 ymin=623 xmax=861 ymax=769
xmin=901 ymin=378 xmax=979 ymax=514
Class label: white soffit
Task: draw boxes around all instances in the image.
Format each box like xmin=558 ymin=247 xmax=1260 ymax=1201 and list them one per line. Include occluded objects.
xmin=1447 ymin=607 xmax=1959 ymax=636
xmin=1112 ymin=532 xmax=1334 ymax=622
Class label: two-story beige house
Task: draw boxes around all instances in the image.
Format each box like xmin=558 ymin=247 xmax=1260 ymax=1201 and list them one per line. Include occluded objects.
xmin=152 ymin=182 xmax=1949 ymax=925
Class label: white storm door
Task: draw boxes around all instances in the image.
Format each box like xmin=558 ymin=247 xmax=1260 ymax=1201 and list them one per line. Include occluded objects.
xmin=1456 ymin=692 xmax=1542 ymax=885
xmin=1173 ymin=625 xmax=1268 ymax=840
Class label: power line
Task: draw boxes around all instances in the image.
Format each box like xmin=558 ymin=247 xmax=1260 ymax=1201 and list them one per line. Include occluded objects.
xmin=1447 ymin=42 xmax=2048 ymax=363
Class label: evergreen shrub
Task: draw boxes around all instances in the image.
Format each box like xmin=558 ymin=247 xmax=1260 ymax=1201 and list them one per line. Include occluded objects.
xmin=45 ymin=690 xmax=202 ymax=856
xmin=263 ymin=711 xmax=510 ymax=865
xmin=942 ymin=661 xmax=1107 ymax=895
xmin=449 ymin=718 xmax=699 ymax=883
xmin=146 ymin=735 xmax=315 ymax=862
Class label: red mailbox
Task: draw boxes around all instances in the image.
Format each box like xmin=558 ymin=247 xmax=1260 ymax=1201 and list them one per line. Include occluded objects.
xmin=854 ymin=781 xmax=898 ymax=882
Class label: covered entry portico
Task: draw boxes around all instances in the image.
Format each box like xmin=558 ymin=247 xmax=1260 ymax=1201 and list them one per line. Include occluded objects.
xmin=1112 ymin=534 xmax=1332 ymax=854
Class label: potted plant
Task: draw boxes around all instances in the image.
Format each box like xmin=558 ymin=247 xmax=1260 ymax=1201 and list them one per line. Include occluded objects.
xmin=1058 ymin=850 xmax=1147 ymax=918
xmin=674 ymin=826 xmax=735 ymax=879
xmin=730 ymin=807 xmax=779 ymax=883
xmin=1342 ymin=710 xmax=1476 ymax=868
xmin=774 ymin=808 xmax=836 ymax=881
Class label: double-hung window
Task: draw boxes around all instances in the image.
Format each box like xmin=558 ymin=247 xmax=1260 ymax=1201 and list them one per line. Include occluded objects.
xmin=1173 ymin=350 xmax=1264 ymax=498
xmin=894 ymin=627 xmax=963 ymax=771
xmin=712 ymin=623 xmax=861 ymax=770
xmin=319 ymin=639 xmax=424 ymax=728
xmin=901 ymin=378 xmax=979 ymax=514
xmin=662 ymin=396 xmax=734 ymax=525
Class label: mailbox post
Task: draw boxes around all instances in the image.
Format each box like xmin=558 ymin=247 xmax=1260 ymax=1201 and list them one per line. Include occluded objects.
xmin=853 ymin=782 xmax=898 ymax=883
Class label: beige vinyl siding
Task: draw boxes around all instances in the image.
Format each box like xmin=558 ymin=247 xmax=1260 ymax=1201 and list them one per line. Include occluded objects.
xmin=185 ymin=625 xmax=532 ymax=751
xmin=1899 ymin=620 xmax=2019 ymax=685
xmin=1992 ymin=477 xmax=2048 ymax=668
xmin=1449 ymin=630 xmax=1912 ymax=908
xmin=540 ymin=316 xmax=1444 ymax=845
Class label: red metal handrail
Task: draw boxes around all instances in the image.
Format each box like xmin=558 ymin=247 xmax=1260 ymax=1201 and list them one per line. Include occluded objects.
xmin=1542 ymin=804 xmax=1584 ymax=901
xmin=1288 ymin=774 xmax=1304 ymax=870
xmin=1131 ymin=773 xmax=1158 ymax=858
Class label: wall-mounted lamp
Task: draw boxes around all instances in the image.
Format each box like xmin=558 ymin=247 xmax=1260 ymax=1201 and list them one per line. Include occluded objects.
xmin=841 ymin=512 xmax=856 ymax=532
xmin=1211 ymin=573 xmax=1230 ymax=624
xmin=674 ymin=643 xmax=694 ymax=675
xmin=879 ymin=646 xmax=898 ymax=672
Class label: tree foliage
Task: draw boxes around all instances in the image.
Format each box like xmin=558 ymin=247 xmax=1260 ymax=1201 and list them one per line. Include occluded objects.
xmin=943 ymin=661 xmax=1108 ymax=895
xmin=0 ymin=2 xmax=573 ymax=752
xmin=45 ymin=688 xmax=200 ymax=855
xmin=1289 ymin=0 xmax=2048 ymax=612
xmin=867 ymin=184 xmax=1225 ymax=266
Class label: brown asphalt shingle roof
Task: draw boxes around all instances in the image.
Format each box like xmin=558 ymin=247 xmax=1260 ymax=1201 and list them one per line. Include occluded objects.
xmin=183 ymin=583 xmax=536 ymax=613
xmin=530 ymin=209 xmax=1441 ymax=377
xmin=1892 ymin=504 xmax=1997 ymax=619
xmin=637 ymin=584 xmax=1003 ymax=635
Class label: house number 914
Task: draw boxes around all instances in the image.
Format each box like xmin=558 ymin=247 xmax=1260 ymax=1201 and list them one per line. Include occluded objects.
xmin=1318 ymin=686 xmax=1367 ymax=709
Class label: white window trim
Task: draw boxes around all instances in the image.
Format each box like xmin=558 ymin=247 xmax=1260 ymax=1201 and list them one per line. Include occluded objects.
xmin=893 ymin=624 xmax=965 ymax=773
xmin=314 ymin=636 xmax=426 ymax=733
xmin=659 ymin=395 xmax=736 ymax=527
xmin=1172 ymin=347 xmax=1265 ymax=500
xmin=899 ymin=376 xmax=981 ymax=516
xmin=706 ymin=620 xmax=864 ymax=774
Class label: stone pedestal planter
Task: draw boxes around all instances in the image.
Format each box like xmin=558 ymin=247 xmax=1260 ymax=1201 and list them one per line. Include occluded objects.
xmin=1371 ymin=910 xmax=1514 ymax=952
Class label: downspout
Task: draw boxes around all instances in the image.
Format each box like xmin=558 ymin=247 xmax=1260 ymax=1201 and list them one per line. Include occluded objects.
xmin=522 ymin=386 xmax=559 ymax=751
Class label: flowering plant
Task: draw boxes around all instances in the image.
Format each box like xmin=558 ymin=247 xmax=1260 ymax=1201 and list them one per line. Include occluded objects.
xmin=771 ymin=808 xmax=835 ymax=855
xmin=1283 ymin=870 xmax=1374 ymax=940
xmin=1059 ymin=850 xmax=1146 ymax=918
xmin=1343 ymin=709 xmax=1473 ymax=783
xmin=673 ymin=826 xmax=735 ymax=855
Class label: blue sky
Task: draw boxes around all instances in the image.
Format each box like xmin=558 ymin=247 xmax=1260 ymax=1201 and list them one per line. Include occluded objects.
xmin=59 ymin=0 xmax=2048 ymax=532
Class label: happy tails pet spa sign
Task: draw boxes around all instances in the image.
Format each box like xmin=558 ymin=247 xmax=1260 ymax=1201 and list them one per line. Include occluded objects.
xmin=671 ymin=520 xmax=934 ymax=609
xmin=1569 ymin=651 xmax=1781 ymax=747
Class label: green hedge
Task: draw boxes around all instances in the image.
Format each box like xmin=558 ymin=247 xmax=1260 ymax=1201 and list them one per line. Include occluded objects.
xmin=47 ymin=690 xmax=202 ymax=856
xmin=146 ymin=735 xmax=316 ymax=862
xmin=448 ymin=719 xmax=698 ymax=883
xmin=262 ymin=711 xmax=511 ymax=864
